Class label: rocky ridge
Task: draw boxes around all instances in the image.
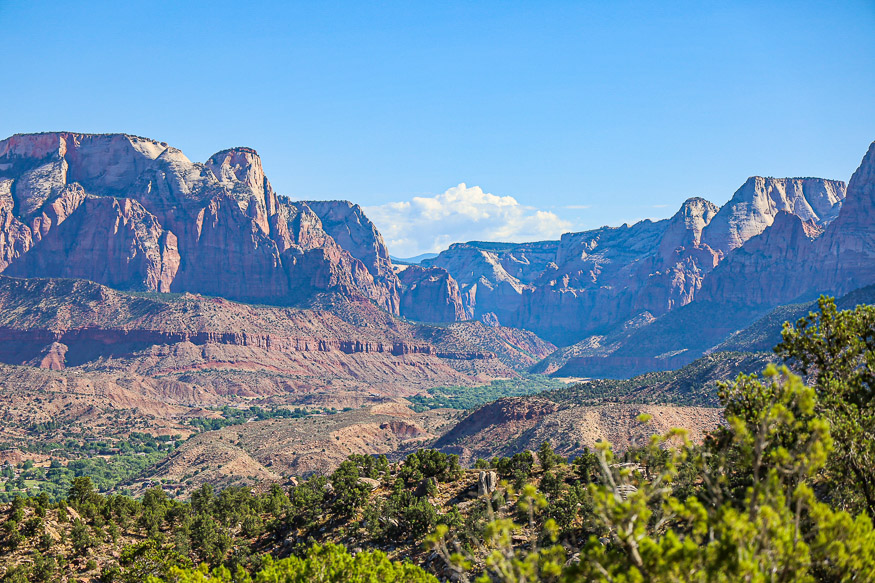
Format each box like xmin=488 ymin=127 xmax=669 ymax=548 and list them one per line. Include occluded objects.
xmin=0 ymin=133 xmax=393 ymax=310
xmin=3 ymin=131 xmax=874 ymax=381
xmin=0 ymin=275 xmax=554 ymax=403
xmin=422 ymin=176 xmax=848 ymax=346
xmin=396 ymin=265 xmax=467 ymax=323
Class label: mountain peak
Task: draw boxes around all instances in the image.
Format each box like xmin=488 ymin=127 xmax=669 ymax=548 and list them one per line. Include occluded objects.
xmin=701 ymin=176 xmax=845 ymax=255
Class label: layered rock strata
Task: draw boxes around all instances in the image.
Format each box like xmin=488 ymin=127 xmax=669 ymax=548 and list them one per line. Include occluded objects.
xmin=0 ymin=133 xmax=394 ymax=310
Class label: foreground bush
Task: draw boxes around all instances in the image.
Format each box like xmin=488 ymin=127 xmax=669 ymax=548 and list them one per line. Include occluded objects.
xmin=147 ymin=542 xmax=436 ymax=582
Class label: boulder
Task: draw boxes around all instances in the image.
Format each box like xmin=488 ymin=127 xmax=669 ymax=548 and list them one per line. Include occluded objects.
xmin=477 ymin=470 xmax=498 ymax=496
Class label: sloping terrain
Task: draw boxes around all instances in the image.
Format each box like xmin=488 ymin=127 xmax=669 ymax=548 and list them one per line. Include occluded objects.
xmin=435 ymin=397 xmax=723 ymax=463
xmin=716 ymin=283 xmax=875 ymax=353
xmin=0 ymin=276 xmax=554 ymax=407
xmin=433 ymin=350 xmax=781 ymax=464
xmin=0 ymin=363 xmax=213 ymax=443
xmin=125 ymin=404 xmax=461 ymax=497
xmin=544 ymin=351 xmax=775 ymax=407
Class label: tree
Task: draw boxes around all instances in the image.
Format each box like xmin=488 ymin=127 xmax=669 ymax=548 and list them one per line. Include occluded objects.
xmin=115 ymin=539 xmax=192 ymax=583
xmin=775 ymin=295 xmax=875 ymax=518
xmin=495 ymin=451 xmax=535 ymax=487
xmin=189 ymin=512 xmax=231 ymax=566
xmin=398 ymin=450 xmax=461 ymax=485
xmin=68 ymin=476 xmax=97 ymax=507
xmin=288 ymin=475 xmax=329 ymax=528
xmin=428 ymin=484 xmax=566 ymax=583
xmin=70 ymin=518 xmax=94 ymax=556
xmin=330 ymin=461 xmax=370 ymax=517
xmin=30 ymin=550 xmax=56 ymax=583
xmin=148 ymin=543 xmax=437 ymax=582
xmin=538 ymin=442 xmax=563 ymax=472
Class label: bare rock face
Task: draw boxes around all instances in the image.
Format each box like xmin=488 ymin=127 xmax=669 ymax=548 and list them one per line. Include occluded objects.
xmin=27 ymin=342 xmax=68 ymax=370
xmin=698 ymin=143 xmax=875 ymax=308
xmin=697 ymin=212 xmax=823 ymax=305
xmin=397 ymin=265 xmax=467 ymax=323
xmin=657 ymin=197 xmax=719 ymax=264
xmin=304 ymin=200 xmax=401 ymax=314
xmin=423 ymin=241 xmax=558 ymax=324
xmin=813 ymin=141 xmax=875 ymax=295
xmin=0 ymin=133 xmax=396 ymax=310
xmin=444 ymin=177 xmax=845 ymax=347
xmin=701 ymin=177 xmax=845 ymax=255
xmin=5 ymin=195 xmax=180 ymax=292
xmin=513 ymin=203 xmax=718 ymax=345
xmin=477 ymin=470 xmax=498 ymax=496
xmin=205 ymin=147 xmax=279 ymax=234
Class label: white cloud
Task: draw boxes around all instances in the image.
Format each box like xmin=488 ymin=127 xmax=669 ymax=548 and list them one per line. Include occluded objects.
xmin=364 ymin=183 xmax=575 ymax=257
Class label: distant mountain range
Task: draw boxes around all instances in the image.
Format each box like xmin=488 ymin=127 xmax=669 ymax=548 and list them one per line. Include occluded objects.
xmin=389 ymin=252 xmax=439 ymax=264
xmin=1 ymin=132 xmax=874 ymax=382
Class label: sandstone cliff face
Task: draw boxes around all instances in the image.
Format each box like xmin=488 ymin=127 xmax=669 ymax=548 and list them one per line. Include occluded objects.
xmin=813 ymin=141 xmax=875 ymax=295
xmin=535 ymin=150 xmax=874 ymax=376
xmin=514 ymin=200 xmax=721 ymax=345
xmin=422 ymin=241 xmax=558 ymax=324
xmin=397 ymin=265 xmax=467 ymax=323
xmin=697 ymin=212 xmax=822 ymax=305
xmin=304 ymin=200 xmax=401 ymax=314
xmin=701 ymin=177 xmax=845 ymax=255
xmin=696 ymin=144 xmax=875 ymax=308
xmin=4 ymin=194 xmax=180 ymax=292
xmin=425 ymin=176 xmax=848 ymax=347
xmin=0 ymin=133 xmax=396 ymax=310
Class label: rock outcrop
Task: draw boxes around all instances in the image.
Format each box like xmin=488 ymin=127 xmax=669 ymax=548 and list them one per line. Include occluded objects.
xmin=512 ymin=200 xmax=719 ymax=345
xmin=0 ymin=133 xmax=397 ymax=311
xmin=530 ymin=144 xmax=875 ymax=376
xmin=697 ymin=212 xmax=822 ymax=305
xmin=304 ymin=200 xmax=401 ymax=314
xmin=422 ymin=241 xmax=559 ymax=324
xmin=698 ymin=143 xmax=875 ymax=307
xmin=397 ymin=265 xmax=467 ymax=323
xmin=812 ymin=141 xmax=875 ymax=295
xmin=701 ymin=176 xmax=844 ymax=255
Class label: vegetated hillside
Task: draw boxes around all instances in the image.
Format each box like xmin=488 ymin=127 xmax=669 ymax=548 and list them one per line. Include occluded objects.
xmin=431 ymin=351 xmax=777 ymax=464
xmin=0 ymin=275 xmax=553 ymax=405
xmin=0 ymin=363 xmax=215 ymax=443
xmin=406 ymin=375 xmax=569 ymax=412
xmin=0 ymin=448 xmax=605 ymax=582
xmin=124 ymin=404 xmax=461 ymax=499
xmin=545 ymin=351 xmax=776 ymax=407
xmin=434 ymin=397 xmax=722 ymax=463
xmin=0 ymin=361 xmax=367 ymax=502
xmin=717 ymin=283 xmax=875 ymax=353
xmin=537 ymin=300 xmax=779 ymax=379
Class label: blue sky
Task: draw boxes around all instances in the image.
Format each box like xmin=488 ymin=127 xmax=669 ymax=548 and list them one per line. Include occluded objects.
xmin=2 ymin=1 xmax=873 ymax=256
